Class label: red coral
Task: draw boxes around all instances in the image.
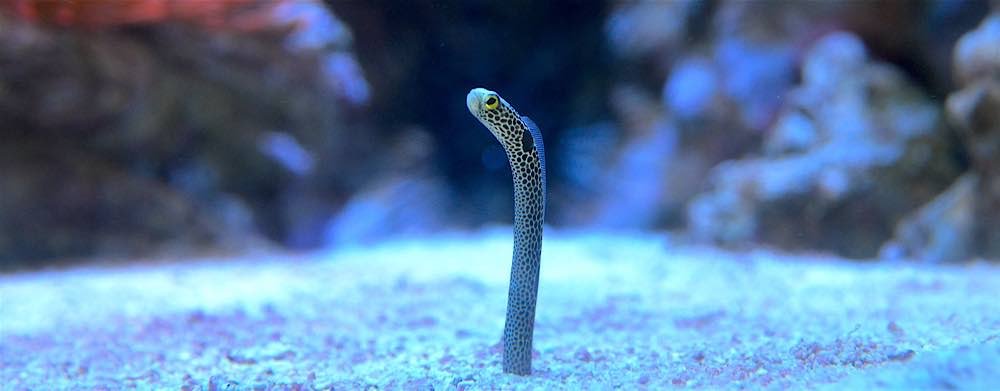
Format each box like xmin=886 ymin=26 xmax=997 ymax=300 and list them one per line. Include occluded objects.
xmin=1 ymin=0 xmax=286 ymax=31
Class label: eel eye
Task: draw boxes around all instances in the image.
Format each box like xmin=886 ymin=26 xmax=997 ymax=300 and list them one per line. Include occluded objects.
xmin=485 ymin=95 xmax=499 ymax=110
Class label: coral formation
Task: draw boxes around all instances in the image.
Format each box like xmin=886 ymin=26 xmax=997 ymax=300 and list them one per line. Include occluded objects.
xmin=886 ymin=12 xmax=1000 ymax=261
xmin=0 ymin=1 xmax=370 ymax=267
xmin=688 ymin=31 xmax=962 ymax=257
xmin=1 ymin=1 xmax=997 ymax=267
xmin=595 ymin=1 xmax=992 ymax=261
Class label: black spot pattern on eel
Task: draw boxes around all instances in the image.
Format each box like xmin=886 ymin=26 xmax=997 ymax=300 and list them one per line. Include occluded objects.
xmin=468 ymin=89 xmax=545 ymax=376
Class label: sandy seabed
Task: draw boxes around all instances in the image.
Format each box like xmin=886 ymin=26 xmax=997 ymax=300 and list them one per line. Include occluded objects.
xmin=1 ymin=230 xmax=998 ymax=389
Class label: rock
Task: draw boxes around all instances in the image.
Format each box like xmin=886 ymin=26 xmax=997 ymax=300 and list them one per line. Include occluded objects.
xmin=0 ymin=144 xmax=246 ymax=270
xmin=687 ymin=32 xmax=962 ymax=257
xmin=664 ymin=56 xmax=720 ymax=120
xmin=605 ymin=1 xmax=693 ymax=60
xmin=946 ymin=80 xmax=1000 ymax=146
xmin=952 ymin=13 xmax=1000 ymax=85
xmin=596 ymin=1 xmax=837 ymax=233
xmin=0 ymin=2 xmax=371 ymax=266
xmin=322 ymin=128 xmax=451 ymax=246
xmin=935 ymin=12 xmax=1000 ymax=260
xmin=880 ymin=174 xmax=978 ymax=263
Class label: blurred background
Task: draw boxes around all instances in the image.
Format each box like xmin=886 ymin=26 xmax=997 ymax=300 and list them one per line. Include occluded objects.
xmin=0 ymin=0 xmax=997 ymax=271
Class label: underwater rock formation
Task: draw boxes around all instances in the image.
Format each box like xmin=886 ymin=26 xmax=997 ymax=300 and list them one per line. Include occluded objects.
xmin=885 ymin=12 xmax=1000 ymax=262
xmin=881 ymin=174 xmax=978 ymax=262
xmin=0 ymin=1 xmax=370 ymax=267
xmin=948 ymin=11 xmax=1000 ymax=260
xmin=687 ymin=31 xmax=962 ymax=258
xmin=2 ymin=0 xmax=996 ymax=267
xmin=598 ymin=1 xmax=975 ymax=252
xmin=0 ymin=143 xmax=233 ymax=267
xmin=576 ymin=86 xmax=682 ymax=229
xmin=322 ymin=128 xmax=452 ymax=246
xmin=586 ymin=1 xmax=793 ymax=230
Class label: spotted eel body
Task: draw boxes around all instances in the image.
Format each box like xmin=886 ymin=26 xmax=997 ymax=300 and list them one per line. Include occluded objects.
xmin=466 ymin=88 xmax=546 ymax=376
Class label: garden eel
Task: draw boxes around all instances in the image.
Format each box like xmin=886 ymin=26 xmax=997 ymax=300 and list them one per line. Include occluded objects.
xmin=466 ymin=87 xmax=546 ymax=376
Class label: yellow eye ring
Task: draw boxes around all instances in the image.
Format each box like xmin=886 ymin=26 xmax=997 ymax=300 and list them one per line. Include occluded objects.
xmin=484 ymin=95 xmax=499 ymax=110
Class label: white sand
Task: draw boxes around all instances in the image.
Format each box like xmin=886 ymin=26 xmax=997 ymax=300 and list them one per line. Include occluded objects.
xmin=1 ymin=230 xmax=998 ymax=389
